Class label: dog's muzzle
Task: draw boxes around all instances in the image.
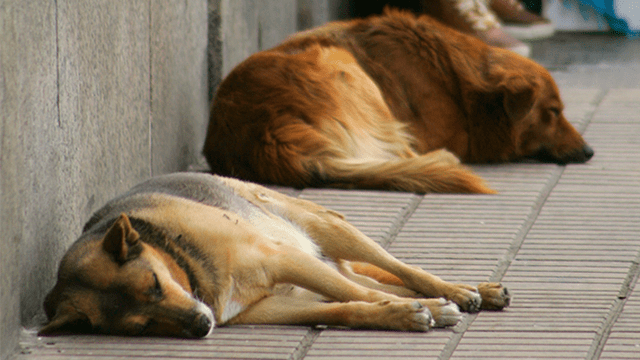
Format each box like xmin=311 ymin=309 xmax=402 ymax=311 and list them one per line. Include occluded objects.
xmin=185 ymin=302 xmax=215 ymax=338
xmin=530 ymin=144 xmax=594 ymax=164
xmin=189 ymin=313 xmax=213 ymax=338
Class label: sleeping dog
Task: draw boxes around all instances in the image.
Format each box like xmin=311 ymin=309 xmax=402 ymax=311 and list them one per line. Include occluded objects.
xmin=40 ymin=173 xmax=510 ymax=337
xmin=203 ymin=10 xmax=593 ymax=194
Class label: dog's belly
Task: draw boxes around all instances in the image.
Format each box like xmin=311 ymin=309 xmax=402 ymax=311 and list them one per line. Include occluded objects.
xmin=241 ymin=197 xmax=321 ymax=259
xmin=218 ymin=195 xmax=329 ymax=321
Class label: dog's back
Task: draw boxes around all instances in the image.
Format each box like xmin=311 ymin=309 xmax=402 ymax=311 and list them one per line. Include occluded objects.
xmin=204 ymin=14 xmax=493 ymax=194
xmin=84 ymin=173 xmax=243 ymax=232
xmin=204 ymin=10 xmax=592 ymax=193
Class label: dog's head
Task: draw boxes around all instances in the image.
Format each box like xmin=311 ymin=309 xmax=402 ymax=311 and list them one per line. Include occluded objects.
xmin=468 ymin=53 xmax=594 ymax=164
xmin=39 ymin=214 xmax=214 ymax=338
xmin=507 ymin=67 xmax=593 ymax=164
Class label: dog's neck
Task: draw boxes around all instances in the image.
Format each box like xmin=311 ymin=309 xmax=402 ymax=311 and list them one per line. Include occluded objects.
xmin=127 ymin=217 xmax=216 ymax=300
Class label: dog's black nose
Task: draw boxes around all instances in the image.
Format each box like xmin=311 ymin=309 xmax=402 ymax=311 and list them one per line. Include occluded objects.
xmin=561 ymin=144 xmax=593 ymax=164
xmin=190 ymin=314 xmax=213 ymax=338
xmin=583 ymin=144 xmax=594 ymax=161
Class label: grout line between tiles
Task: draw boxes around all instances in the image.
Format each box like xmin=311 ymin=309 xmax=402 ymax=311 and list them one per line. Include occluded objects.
xmin=289 ymin=328 xmax=322 ymax=360
xmin=586 ymin=249 xmax=640 ymax=360
xmin=489 ymin=167 xmax=565 ymax=283
xmin=380 ymin=194 xmax=424 ymax=250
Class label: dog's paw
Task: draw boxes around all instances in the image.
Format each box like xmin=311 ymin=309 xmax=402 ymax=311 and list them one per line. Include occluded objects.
xmin=444 ymin=284 xmax=482 ymax=313
xmin=421 ymin=298 xmax=462 ymax=327
xmin=377 ymin=300 xmax=434 ymax=331
xmin=410 ymin=301 xmax=436 ymax=330
xmin=478 ymin=282 xmax=511 ymax=310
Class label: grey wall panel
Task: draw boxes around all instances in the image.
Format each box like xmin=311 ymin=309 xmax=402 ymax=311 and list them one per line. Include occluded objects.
xmin=298 ymin=0 xmax=346 ymax=30
xmin=220 ymin=0 xmax=259 ymax=77
xmin=150 ymin=0 xmax=209 ymax=175
xmin=17 ymin=0 xmax=152 ymax=326
xmin=257 ymin=0 xmax=298 ymax=50
xmin=211 ymin=0 xmax=301 ymax=100
xmin=1 ymin=0 xmax=59 ymax=356
xmin=328 ymin=0 xmax=350 ymax=20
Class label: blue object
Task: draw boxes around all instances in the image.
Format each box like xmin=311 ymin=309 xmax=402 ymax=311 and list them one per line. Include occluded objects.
xmin=574 ymin=0 xmax=639 ymax=36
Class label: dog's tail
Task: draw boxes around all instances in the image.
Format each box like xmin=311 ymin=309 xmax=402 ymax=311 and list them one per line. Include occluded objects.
xmin=315 ymin=150 xmax=495 ymax=194
xmin=204 ymin=117 xmax=494 ymax=194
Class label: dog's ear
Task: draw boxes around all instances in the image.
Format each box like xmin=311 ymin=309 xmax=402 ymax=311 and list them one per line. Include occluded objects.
xmin=38 ymin=300 xmax=92 ymax=335
xmin=499 ymin=74 xmax=539 ymax=122
xmin=103 ymin=213 xmax=141 ymax=263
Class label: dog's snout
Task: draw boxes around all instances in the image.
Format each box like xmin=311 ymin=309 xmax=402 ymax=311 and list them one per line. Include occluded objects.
xmin=190 ymin=313 xmax=213 ymax=338
xmin=582 ymin=144 xmax=594 ymax=161
xmin=528 ymin=143 xmax=594 ymax=165
xmin=564 ymin=144 xmax=594 ymax=164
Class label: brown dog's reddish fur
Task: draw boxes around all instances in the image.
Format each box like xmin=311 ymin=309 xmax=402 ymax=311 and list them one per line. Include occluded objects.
xmin=203 ymin=10 xmax=592 ymax=194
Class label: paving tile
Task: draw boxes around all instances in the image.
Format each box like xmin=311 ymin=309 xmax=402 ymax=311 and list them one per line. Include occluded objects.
xmin=598 ymin=89 xmax=640 ymax=103
xmin=451 ymin=331 xmax=594 ymax=359
xmin=304 ymin=329 xmax=452 ymax=359
xmin=559 ymin=88 xmax=603 ymax=104
xmin=17 ymin=326 xmax=309 ymax=359
xmin=390 ymin=164 xmax=556 ymax=285
xmin=600 ymin=287 xmax=640 ymax=359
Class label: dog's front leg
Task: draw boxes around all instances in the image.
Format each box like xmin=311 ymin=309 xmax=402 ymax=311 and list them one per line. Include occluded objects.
xmin=226 ymin=294 xmax=434 ymax=331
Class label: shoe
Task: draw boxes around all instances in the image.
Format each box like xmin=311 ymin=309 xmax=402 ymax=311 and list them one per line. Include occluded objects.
xmin=490 ymin=0 xmax=555 ymax=40
xmin=478 ymin=27 xmax=531 ymax=57
xmin=423 ymin=0 xmax=531 ymax=57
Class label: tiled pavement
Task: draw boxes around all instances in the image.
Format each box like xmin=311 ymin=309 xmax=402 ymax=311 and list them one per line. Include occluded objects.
xmin=14 ymin=33 xmax=640 ymax=359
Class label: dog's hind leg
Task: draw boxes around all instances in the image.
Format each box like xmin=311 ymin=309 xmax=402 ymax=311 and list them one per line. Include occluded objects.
xmin=295 ymin=204 xmax=509 ymax=313
xmin=263 ymin=243 xmax=406 ymax=304
xmin=336 ymin=261 xmax=420 ymax=298
xmin=343 ymin=260 xmax=509 ymax=313
xmin=252 ymin=240 xmax=460 ymax=328
xmin=222 ymin=177 xmax=510 ymax=312
xmin=226 ymin=294 xmax=434 ymax=331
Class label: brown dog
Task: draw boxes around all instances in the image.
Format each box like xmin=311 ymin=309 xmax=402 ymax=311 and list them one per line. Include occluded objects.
xmin=203 ymin=10 xmax=592 ymax=194
xmin=39 ymin=173 xmax=510 ymax=337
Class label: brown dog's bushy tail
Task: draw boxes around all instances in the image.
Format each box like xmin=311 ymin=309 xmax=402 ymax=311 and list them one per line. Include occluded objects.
xmin=318 ymin=150 xmax=495 ymax=194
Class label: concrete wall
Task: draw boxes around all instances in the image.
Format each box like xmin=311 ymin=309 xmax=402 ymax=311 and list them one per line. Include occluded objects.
xmin=208 ymin=0 xmax=299 ymax=99
xmin=208 ymin=0 xmax=347 ymax=97
xmin=0 ymin=1 xmax=342 ymax=359
xmin=298 ymin=0 xmax=352 ymax=29
xmin=1 ymin=1 xmax=210 ymax=357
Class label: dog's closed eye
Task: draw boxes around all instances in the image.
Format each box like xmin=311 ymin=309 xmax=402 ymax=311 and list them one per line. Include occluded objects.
xmin=148 ymin=273 xmax=163 ymax=299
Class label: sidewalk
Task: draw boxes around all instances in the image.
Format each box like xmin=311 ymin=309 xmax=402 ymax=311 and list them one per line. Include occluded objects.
xmin=14 ymin=33 xmax=640 ymax=360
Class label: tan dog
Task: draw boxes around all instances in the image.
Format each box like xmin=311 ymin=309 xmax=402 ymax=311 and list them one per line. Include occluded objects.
xmin=203 ymin=10 xmax=592 ymax=194
xmin=40 ymin=173 xmax=510 ymax=337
